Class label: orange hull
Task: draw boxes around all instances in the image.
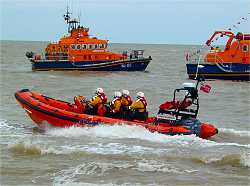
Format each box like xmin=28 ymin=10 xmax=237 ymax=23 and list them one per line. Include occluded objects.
xmin=205 ymin=31 xmax=250 ymax=64
xmin=15 ymin=89 xmax=218 ymax=139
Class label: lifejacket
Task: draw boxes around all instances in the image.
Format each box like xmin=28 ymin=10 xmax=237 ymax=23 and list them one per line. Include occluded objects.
xmin=99 ymin=93 xmax=107 ymax=104
xmin=110 ymin=98 xmax=122 ymax=113
xmin=97 ymin=104 xmax=107 ymax=116
xmin=121 ymin=95 xmax=132 ymax=106
xmin=130 ymin=97 xmax=147 ymax=113
xmin=90 ymin=93 xmax=107 ymax=107
xmin=139 ymin=97 xmax=147 ymax=112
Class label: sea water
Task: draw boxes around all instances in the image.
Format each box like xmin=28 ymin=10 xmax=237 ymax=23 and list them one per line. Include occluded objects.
xmin=0 ymin=41 xmax=249 ymax=185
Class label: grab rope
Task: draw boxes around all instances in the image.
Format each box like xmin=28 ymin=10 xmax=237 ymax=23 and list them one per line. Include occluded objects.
xmin=215 ymin=63 xmax=233 ymax=72
xmin=71 ymin=60 xmax=124 ymax=68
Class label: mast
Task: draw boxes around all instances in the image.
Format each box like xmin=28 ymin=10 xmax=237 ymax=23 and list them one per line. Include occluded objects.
xmin=63 ymin=6 xmax=71 ymax=24
xmin=63 ymin=6 xmax=80 ymax=33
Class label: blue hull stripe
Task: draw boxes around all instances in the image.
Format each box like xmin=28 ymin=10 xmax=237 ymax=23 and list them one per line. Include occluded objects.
xmin=186 ymin=63 xmax=250 ymax=81
xmin=31 ymin=58 xmax=151 ymax=71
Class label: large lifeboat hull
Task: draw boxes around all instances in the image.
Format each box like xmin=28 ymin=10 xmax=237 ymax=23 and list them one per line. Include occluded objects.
xmin=186 ymin=63 xmax=250 ymax=81
xmin=14 ymin=89 xmax=218 ymax=139
xmin=30 ymin=58 xmax=151 ymax=71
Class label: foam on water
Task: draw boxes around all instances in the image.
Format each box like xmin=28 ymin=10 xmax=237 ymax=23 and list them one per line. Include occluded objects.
xmin=135 ymin=159 xmax=197 ymax=173
xmin=52 ymin=159 xmax=195 ymax=185
xmin=219 ymin=128 xmax=250 ymax=137
xmin=8 ymin=142 xmax=42 ymax=155
xmin=46 ymin=125 xmax=250 ymax=149
xmin=0 ymin=119 xmax=15 ymax=131
xmin=55 ymin=182 xmax=151 ymax=186
xmin=8 ymin=140 xmax=160 ymax=156
xmin=0 ymin=119 xmax=31 ymax=143
xmin=46 ymin=125 xmax=215 ymax=147
xmin=195 ymin=151 xmax=250 ymax=167
xmin=240 ymin=151 xmax=250 ymax=167
xmin=0 ymin=118 xmax=34 ymax=134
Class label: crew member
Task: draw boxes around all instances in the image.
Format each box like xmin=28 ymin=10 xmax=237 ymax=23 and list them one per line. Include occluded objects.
xmin=121 ymin=89 xmax=132 ymax=107
xmin=109 ymin=91 xmax=122 ymax=118
xmin=121 ymin=89 xmax=132 ymax=118
xmin=129 ymin=91 xmax=148 ymax=121
xmin=88 ymin=88 xmax=107 ymax=115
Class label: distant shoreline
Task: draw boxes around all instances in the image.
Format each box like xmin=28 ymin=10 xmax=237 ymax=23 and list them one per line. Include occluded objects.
xmin=0 ymin=40 xmax=202 ymax=46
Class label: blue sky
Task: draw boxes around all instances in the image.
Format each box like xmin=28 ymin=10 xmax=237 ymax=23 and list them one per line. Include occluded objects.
xmin=1 ymin=0 xmax=250 ymax=44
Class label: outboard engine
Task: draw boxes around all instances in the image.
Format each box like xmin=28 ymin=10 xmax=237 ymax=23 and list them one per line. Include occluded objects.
xmin=25 ymin=51 xmax=34 ymax=59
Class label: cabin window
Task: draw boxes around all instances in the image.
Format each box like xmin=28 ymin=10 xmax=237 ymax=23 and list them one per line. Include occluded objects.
xmin=71 ymin=44 xmax=76 ymax=49
xmin=77 ymin=44 xmax=81 ymax=50
xmin=242 ymin=44 xmax=248 ymax=52
xmin=100 ymin=44 xmax=104 ymax=49
xmin=89 ymin=45 xmax=92 ymax=49
xmin=82 ymin=44 xmax=87 ymax=49
xmin=95 ymin=44 xmax=98 ymax=49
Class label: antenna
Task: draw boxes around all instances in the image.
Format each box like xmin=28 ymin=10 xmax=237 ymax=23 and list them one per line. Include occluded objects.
xmin=63 ymin=5 xmax=71 ymax=24
xmin=78 ymin=11 xmax=81 ymax=25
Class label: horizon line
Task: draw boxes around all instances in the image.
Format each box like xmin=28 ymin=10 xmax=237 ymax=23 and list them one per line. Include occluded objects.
xmin=0 ymin=39 xmax=204 ymax=46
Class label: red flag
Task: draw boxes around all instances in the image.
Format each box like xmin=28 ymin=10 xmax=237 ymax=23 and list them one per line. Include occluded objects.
xmin=200 ymin=83 xmax=211 ymax=93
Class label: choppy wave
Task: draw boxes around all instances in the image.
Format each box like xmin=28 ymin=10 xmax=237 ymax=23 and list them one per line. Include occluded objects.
xmin=55 ymin=183 xmax=150 ymax=186
xmin=219 ymin=128 xmax=250 ymax=137
xmin=7 ymin=124 xmax=250 ymax=171
xmin=0 ymin=119 xmax=16 ymax=130
xmin=8 ymin=141 xmax=82 ymax=156
xmin=135 ymin=159 xmax=197 ymax=173
xmin=8 ymin=140 xmax=159 ymax=157
xmin=0 ymin=119 xmax=31 ymax=145
xmin=46 ymin=125 xmax=215 ymax=147
xmin=192 ymin=151 xmax=250 ymax=167
xmin=52 ymin=160 xmax=196 ymax=185
xmin=0 ymin=118 xmax=32 ymax=136
xmin=8 ymin=142 xmax=42 ymax=155
xmin=46 ymin=125 xmax=250 ymax=149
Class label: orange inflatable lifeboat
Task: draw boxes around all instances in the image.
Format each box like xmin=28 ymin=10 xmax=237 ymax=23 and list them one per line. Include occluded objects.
xmin=15 ymin=80 xmax=218 ymax=139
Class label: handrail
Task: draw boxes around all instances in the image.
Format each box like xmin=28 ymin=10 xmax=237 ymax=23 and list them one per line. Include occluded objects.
xmin=204 ymin=53 xmax=224 ymax=63
xmin=187 ymin=51 xmax=225 ymax=64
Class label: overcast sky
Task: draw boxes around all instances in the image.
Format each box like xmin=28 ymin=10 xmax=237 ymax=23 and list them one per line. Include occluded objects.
xmin=1 ymin=0 xmax=250 ymax=44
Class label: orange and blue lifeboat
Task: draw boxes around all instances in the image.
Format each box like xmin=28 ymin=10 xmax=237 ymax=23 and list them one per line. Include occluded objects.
xmin=186 ymin=31 xmax=250 ymax=81
xmin=26 ymin=9 xmax=152 ymax=71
